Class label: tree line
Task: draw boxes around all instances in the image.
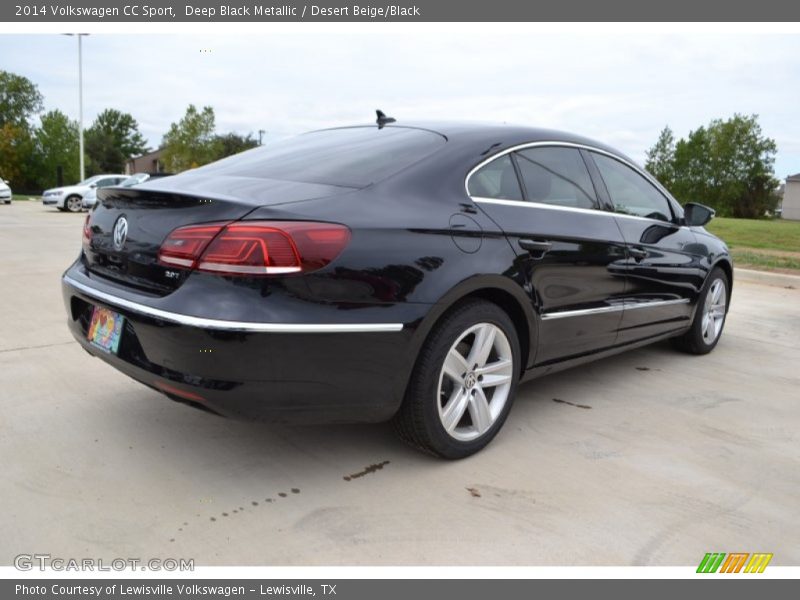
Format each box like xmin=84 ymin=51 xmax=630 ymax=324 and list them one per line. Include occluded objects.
xmin=0 ymin=70 xmax=258 ymax=192
xmin=646 ymin=114 xmax=780 ymax=219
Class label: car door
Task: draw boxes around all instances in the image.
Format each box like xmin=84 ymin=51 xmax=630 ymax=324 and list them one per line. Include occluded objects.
xmin=588 ymin=151 xmax=704 ymax=344
xmin=468 ymin=145 xmax=628 ymax=365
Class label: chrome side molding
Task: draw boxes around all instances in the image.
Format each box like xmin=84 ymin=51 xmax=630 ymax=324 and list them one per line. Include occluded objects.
xmin=541 ymin=298 xmax=690 ymax=321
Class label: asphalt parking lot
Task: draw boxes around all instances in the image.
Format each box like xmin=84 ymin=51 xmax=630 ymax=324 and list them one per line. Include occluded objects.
xmin=1 ymin=200 xmax=799 ymax=566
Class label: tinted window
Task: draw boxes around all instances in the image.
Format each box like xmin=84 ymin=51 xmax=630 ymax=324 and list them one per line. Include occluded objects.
xmin=467 ymin=155 xmax=523 ymax=200
xmin=515 ymin=147 xmax=597 ymax=209
xmin=96 ymin=178 xmax=118 ymax=188
xmin=193 ymin=127 xmax=446 ymax=188
xmin=593 ymin=153 xmax=672 ymax=222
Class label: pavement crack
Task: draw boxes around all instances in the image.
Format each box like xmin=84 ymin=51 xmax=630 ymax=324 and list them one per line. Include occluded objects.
xmin=343 ymin=460 xmax=390 ymax=481
xmin=552 ymin=398 xmax=592 ymax=410
xmin=0 ymin=340 xmax=76 ymax=354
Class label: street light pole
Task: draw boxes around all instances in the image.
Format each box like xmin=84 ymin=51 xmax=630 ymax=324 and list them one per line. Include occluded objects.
xmin=64 ymin=34 xmax=88 ymax=180
xmin=77 ymin=34 xmax=85 ymax=181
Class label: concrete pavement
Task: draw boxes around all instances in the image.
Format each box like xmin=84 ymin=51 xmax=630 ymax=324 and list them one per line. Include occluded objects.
xmin=1 ymin=200 xmax=798 ymax=566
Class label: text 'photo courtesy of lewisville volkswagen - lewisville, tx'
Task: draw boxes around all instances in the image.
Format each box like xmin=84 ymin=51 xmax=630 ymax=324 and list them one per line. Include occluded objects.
xmin=1 ymin=0 xmax=799 ymax=596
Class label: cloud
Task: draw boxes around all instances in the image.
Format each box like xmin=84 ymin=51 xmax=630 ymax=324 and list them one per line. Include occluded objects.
xmin=1 ymin=31 xmax=798 ymax=176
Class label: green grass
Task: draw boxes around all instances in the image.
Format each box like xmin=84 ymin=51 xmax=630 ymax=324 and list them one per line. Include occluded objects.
xmin=705 ymin=217 xmax=800 ymax=253
xmin=729 ymin=249 xmax=800 ymax=272
xmin=10 ymin=194 xmax=35 ymax=201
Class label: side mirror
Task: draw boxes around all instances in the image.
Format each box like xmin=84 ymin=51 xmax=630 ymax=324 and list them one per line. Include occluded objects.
xmin=683 ymin=202 xmax=715 ymax=227
xmin=89 ymin=183 xmax=97 ymax=189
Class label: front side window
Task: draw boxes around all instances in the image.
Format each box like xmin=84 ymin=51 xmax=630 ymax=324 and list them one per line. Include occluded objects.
xmin=96 ymin=178 xmax=118 ymax=188
xmin=514 ymin=147 xmax=598 ymax=209
xmin=592 ymin=153 xmax=673 ymax=222
xmin=467 ymin=154 xmax=523 ymax=201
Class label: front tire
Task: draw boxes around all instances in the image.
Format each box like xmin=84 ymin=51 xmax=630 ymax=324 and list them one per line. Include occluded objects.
xmin=672 ymin=267 xmax=729 ymax=355
xmin=65 ymin=195 xmax=83 ymax=213
xmin=394 ymin=300 xmax=521 ymax=459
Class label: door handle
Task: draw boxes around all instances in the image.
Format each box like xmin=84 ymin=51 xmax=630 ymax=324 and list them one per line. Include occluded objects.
xmin=628 ymin=246 xmax=648 ymax=261
xmin=518 ymin=239 xmax=552 ymax=256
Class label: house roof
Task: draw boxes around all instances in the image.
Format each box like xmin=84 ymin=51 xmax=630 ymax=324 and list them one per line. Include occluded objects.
xmin=787 ymin=173 xmax=800 ymax=182
xmin=127 ymin=148 xmax=164 ymax=162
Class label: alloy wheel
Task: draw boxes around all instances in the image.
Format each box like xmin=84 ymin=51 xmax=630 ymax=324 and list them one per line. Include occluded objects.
xmin=66 ymin=196 xmax=82 ymax=212
xmin=701 ymin=279 xmax=727 ymax=345
xmin=437 ymin=322 xmax=514 ymax=442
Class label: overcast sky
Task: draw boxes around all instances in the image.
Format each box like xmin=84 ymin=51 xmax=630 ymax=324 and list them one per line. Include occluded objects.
xmin=1 ymin=32 xmax=798 ymax=178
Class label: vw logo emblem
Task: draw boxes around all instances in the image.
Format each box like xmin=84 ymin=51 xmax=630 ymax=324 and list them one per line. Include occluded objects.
xmin=112 ymin=216 xmax=128 ymax=250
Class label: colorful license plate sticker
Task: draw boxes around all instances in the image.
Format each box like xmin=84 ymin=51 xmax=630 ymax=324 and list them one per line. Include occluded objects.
xmin=87 ymin=306 xmax=124 ymax=354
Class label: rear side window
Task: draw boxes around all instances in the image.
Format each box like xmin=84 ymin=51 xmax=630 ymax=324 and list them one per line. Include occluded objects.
xmin=592 ymin=153 xmax=673 ymax=222
xmin=194 ymin=127 xmax=446 ymax=188
xmin=467 ymin=155 xmax=523 ymax=201
xmin=514 ymin=147 xmax=598 ymax=209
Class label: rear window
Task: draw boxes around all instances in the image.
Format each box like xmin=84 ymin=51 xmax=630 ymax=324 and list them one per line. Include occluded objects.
xmin=195 ymin=127 xmax=446 ymax=188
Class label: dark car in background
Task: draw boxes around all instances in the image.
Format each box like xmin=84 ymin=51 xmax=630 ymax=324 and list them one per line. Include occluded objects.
xmin=62 ymin=119 xmax=731 ymax=458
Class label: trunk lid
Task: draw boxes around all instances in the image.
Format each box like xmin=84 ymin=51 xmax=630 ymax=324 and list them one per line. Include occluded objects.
xmin=84 ymin=180 xmax=351 ymax=295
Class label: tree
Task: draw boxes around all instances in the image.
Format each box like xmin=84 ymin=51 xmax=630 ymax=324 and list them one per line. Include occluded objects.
xmin=644 ymin=114 xmax=779 ymax=218
xmin=0 ymin=70 xmax=43 ymax=128
xmin=84 ymin=108 xmax=148 ymax=174
xmin=34 ymin=110 xmax=80 ymax=188
xmin=214 ymin=132 xmax=258 ymax=160
xmin=645 ymin=126 xmax=676 ymax=190
xmin=0 ymin=123 xmax=37 ymax=186
xmin=84 ymin=108 xmax=148 ymax=173
xmin=0 ymin=71 xmax=43 ymax=189
xmin=161 ymin=105 xmax=220 ymax=172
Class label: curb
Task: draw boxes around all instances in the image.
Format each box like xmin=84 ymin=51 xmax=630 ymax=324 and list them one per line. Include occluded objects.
xmin=734 ymin=268 xmax=800 ymax=288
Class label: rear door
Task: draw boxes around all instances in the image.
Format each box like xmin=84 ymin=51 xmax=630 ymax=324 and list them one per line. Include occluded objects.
xmin=588 ymin=151 xmax=703 ymax=343
xmin=468 ymin=145 xmax=628 ymax=365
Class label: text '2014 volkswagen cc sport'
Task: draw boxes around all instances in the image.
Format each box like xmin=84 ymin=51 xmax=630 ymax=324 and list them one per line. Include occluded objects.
xmin=62 ymin=116 xmax=732 ymax=458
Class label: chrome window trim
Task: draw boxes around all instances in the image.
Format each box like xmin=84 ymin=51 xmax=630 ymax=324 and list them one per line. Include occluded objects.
xmin=540 ymin=298 xmax=690 ymax=321
xmin=465 ymin=140 xmax=681 ymax=226
xmin=63 ymin=275 xmax=404 ymax=333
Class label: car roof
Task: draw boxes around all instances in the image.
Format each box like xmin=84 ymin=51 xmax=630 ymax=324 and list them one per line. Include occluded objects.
xmin=318 ymin=121 xmax=638 ymax=165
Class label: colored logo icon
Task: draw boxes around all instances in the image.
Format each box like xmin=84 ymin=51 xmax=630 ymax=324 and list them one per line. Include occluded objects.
xmin=697 ymin=553 xmax=773 ymax=573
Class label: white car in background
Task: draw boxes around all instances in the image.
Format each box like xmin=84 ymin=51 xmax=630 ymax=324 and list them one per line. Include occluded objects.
xmin=82 ymin=172 xmax=172 ymax=209
xmin=0 ymin=178 xmax=11 ymax=204
xmin=42 ymin=174 xmax=127 ymax=212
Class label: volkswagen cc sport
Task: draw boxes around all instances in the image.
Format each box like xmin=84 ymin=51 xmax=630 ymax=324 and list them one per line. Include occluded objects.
xmin=62 ymin=120 xmax=732 ymax=458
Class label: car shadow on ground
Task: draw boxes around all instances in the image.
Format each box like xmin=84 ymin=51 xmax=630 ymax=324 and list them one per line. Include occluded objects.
xmin=89 ymin=339 xmax=682 ymax=474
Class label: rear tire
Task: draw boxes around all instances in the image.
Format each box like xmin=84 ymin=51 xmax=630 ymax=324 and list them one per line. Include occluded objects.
xmin=393 ymin=300 xmax=521 ymax=459
xmin=672 ymin=267 xmax=729 ymax=355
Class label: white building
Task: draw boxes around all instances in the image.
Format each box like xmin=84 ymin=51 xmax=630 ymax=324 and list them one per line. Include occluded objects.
xmin=783 ymin=174 xmax=800 ymax=220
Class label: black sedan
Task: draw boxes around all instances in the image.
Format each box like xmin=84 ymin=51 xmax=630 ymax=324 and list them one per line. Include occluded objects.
xmin=62 ymin=117 xmax=732 ymax=458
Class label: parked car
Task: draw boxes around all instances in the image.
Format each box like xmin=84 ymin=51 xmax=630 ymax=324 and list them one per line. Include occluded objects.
xmin=42 ymin=174 xmax=127 ymax=212
xmin=62 ymin=119 xmax=732 ymax=458
xmin=82 ymin=172 xmax=173 ymax=209
xmin=0 ymin=178 xmax=11 ymax=204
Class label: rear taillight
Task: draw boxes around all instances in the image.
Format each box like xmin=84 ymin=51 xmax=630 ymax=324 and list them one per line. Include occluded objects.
xmin=158 ymin=221 xmax=350 ymax=276
xmin=158 ymin=223 xmax=226 ymax=269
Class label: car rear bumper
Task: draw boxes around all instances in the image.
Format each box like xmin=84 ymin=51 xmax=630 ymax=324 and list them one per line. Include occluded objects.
xmin=62 ymin=264 xmax=425 ymax=423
